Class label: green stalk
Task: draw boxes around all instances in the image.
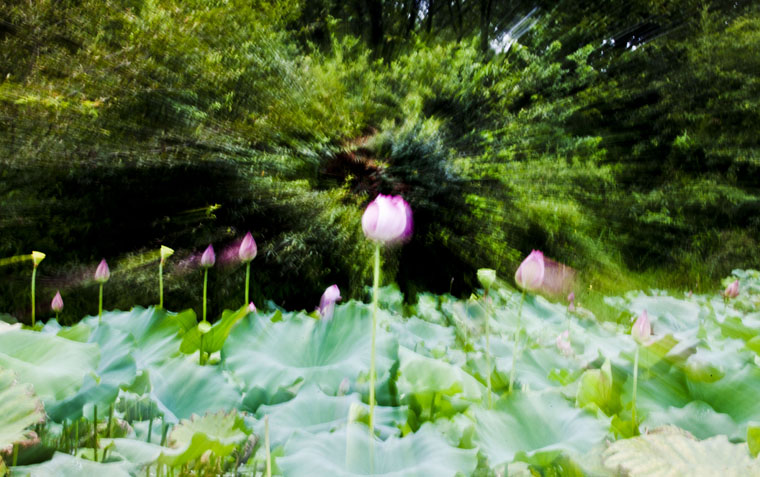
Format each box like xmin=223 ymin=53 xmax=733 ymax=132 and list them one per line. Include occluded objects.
xmin=265 ymin=415 xmax=271 ymax=477
xmin=12 ymin=443 xmax=18 ymax=467
xmin=159 ymin=261 xmax=164 ymax=308
xmin=484 ymin=291 xmax=492 ymax=409
xmin=369 ymin=244 xmax=380 ymax=438
xmin=199 ymin=334 xmax=205 ymax=366
xmin=98 ymin=283 xmax=103 ymax=323
xmin=508 ymin=290 xmax=526 ymax=394
xmin=31 ymin=266 xmax=37 ymax=327
xmin=244 ymin=261 xmax=250 ymax=306
xmin=202 ymin=268 xmax=208 ymax=322
xmin=632 ymin=346 xmax=639 ymax=436
xmin=93 ymin=405 xmax=98 ymax=463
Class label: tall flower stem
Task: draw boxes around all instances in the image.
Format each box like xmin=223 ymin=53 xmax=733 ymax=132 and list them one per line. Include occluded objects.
xmin=484 ymin=291 xmax=492 ymax=409
xmin=202 ymin=268 xmax=208 ymax=323
xmin=508 ymin=290 xmax=526 ymax=394
xmin=159 ymin=261 xmax=164 ymax=308
xmin=265 ymin=415 xmax=272 ymax=477
xmin=369 ymin=243 xmax=380 ymax=438
xmin=98 ymin=284 xmax=104 ymax=323
xmin=632 ymin=346 xmax=639 ymax=436
xmin=31 ymin=266 xmax=37 ymax=327
xmin=244 ymin=262 xmax=251 ymax=306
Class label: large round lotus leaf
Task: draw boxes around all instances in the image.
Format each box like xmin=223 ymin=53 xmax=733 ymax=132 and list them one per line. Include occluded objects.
xmin=621 ymin=360 xmax=691 ymax=414
xmin=161 ymin=411 xmax=250 ymax=466
xmin=222 ymin=302 xmax=397 ymax=408
xmin=0 ymin=368 xmax=45 ymax=453
xmin=389 ymin=317 xmax=456 ymax=358
xmin=148 ymin=355 xmax=242 ymax=423
xmin=472 ymin=392 xmax=609 ymax=467
xmin=255 ymin=385 xmax=407 ymax=446
xmin=602 ymin=426 xmax=760 ymax=477
xmin=625 ymin=295 xmax=703 ymax=334
xmin=277 ymin=423 xmax=477 ymax=477
xmin=686 ymin=365 xmax=760 ymax=433
xmin=491 ymin=344 xmax=578 ymax=392
xmin=0 ymin=330 xmax=98 ymax=402
xmin=10 ymin=452 xmax=133 ymax=477
xmin=643 ymin=401 xmax=742 ymax=441
xmin=47 ymin=325 xmax=137 ymax=422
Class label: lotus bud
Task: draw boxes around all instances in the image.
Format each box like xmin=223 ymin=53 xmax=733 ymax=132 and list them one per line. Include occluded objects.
xmin=198 ymin=321 xmax=211 ymax=335
xmin=318 ymin=284 xmax=341 ymax=321
xmin=160 ymin=245 xmax=174 ymax=264
xmin=514 ymin=250 xmax=545 ymax=292
xmin=238 ymin=232 xmax=257 ymax=262
xmin=568 ymin=291 xmax=576 ymax=312
xmin=556 ymin=330 xmax=572 ymax=356
xmin=477 ymin=268 xmax=497 ymax=291
xmin=723 ymin=279 xmax=739 ymax=299
xmin=361 ymin=194 xmax=413 ymax=244
xmin=632 ymin=309 xmax=651 ymax=343
xmin=338 ymin=377 xmax=350 ymax=396
xmin=200 ymin=244 xmax=215 ymax=268
xmin=31 ymin=251 xmax=46 ymax=268
xmin=247 ymin=302 xmax=257 ymax=313
xmin=94 ymin=259 xmax=110 ymax=283
xmin=51 ymin=291 xmax=63 ymax=313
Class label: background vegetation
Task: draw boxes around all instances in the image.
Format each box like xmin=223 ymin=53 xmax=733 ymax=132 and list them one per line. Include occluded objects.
xmin=2 ymin=0 xmax=759 ymax=322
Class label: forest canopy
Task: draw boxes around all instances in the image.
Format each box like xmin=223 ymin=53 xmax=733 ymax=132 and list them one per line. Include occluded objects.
xmin=1 ymin=0 xmax=759 ymax=321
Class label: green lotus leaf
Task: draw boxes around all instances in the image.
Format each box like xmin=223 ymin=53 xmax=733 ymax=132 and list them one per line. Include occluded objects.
xmin=602 ymin=426 xmax=760 ymax=476
xmin=222 ymin=302 xmax=397 ymax=410
xmin=0 ymin=330 xmax=98 ymax=402
xmin=100 ymin=438 xmax=164 ymax=468
xmin=576 ymin=359 xmax=614 ymax=414
xmin=491 ymin=343 xmax=580 ymax=392
xmin=472 ymin=392 xmax=610 ymax=467
xmin=748 ymin=425 xmax=760 ymax=458
xmin=56 ymin=322 xmax=93 ymax=343
xmin=160 ymin=410 xmax=250 ymax=467
xmin=626 ymin=295 xmax=703 ymax=335
xmin=180 ymin=306 xmax=247 ymax=355
xmin=278 ymin=423 xmax=477 ymax=477
xmin=10 ymin=451 xmax=132 ymax=477
xmin=255 ymin=385 xmax=407 ymax=446
xmin=643 ymin=401 xmax=741 ymax=441
xmin=148 ymin=355 xmax=242 ymax=423
xmin=389 ymin=317 xmax=456 ymax=358
xmin=720 ymin=315 xmax=760 ymax=342
xmin=686 ymin=365 xmax=760 ymax=434
xmin=47 ymin=325 xmax=137 ymax=422
xmin=0 ymin=368 xmax=45 ymax=453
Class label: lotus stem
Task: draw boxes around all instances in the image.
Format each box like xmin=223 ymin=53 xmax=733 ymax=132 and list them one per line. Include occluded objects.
xmin=159 ymin=261 xmax=164 ymax=308
xmin=31 ymin=266 xmax=37 ymax=327
xmin=369 ymin=243 xmax=380 ymax=438
xmin=509 ymin=290 xmax=526 ymax=394
xmin=107 ymin=403 xmax=114 ymax=439
xmin=98 ymin=283 xmax=103 ymax=323
xmin=12 ymin=443 xmax=18 ymax=466
xmin=199 ymin=334 xmax=205 ymax=366
xmin=202 ymin=268 xmax=208 ymax=323
xmin=93 ymin=405 xmax=98 ymax=463
xmin=265 ymin=415 xmax=271 ymax=477
xmin=244 ymin=261 xmax=250 ymax=306
xmin=632 ymin=346 xmax=639 ymax=436
xmin=484 ymin=290 xmax=492 ymax=409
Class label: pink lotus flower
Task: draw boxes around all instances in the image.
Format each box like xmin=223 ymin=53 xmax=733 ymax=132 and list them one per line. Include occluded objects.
xmin=514 ymin=250 xmax=545 ymax=291
xmin=200 ymin=244 xmax=215 ymax=268
xmin=247 ymin=302 xmax=257 ymax=313
xmin=94 ymin=259 xmax=110 ymax=283
xmin=238 ymin=232 xmax=257 ymax=263
xmin=723 ymin=279 xmax=739 ymax=299
xmin=51 ymin=291 xmax=63 ymax=313
xmin=318 ymin=284 xmax=341 ymax=320
xmin=556 ymin=330 xmax=572 ymax=356
xmin=632 ymin=309 xmax=652 ymax=343
xmin=361 ymin=195 xmax=413 ymax=244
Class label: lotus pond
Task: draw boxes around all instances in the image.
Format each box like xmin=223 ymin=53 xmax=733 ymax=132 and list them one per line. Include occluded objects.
xmin=2 ymin=270 xmax=760 ymax=476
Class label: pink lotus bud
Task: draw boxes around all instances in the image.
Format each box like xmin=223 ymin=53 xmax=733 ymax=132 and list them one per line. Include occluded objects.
xmin=94 ymin=259 xmax=110 ymax=283
xmin=51 ymin=291 xmax=63 ymax=313
xmin=632 ymin=309 xmax=651 ymax=343
xmin=318 ymin=284 xmax=341 ymax=320
xmin=514 ymin=250 xmax=545 ymax=291
xmin=200 ymin=244 xmax=215 ymax=268
xmin=238 ymin=232 xmax=257 ymax=262
xmin=567 ymin=292 xmax=575 ymax=312
xmin=723 ymin=279 xmax=739 ymax=299
xmin=247 ymin=302 xmax=257 ymax=313
xmin=556 ymin=330 xmax=572 ymax=356
xmin=361 ymin=194 xmax=413 ymax=244
xmin=338 ymin=377 xmax=350 ymax=396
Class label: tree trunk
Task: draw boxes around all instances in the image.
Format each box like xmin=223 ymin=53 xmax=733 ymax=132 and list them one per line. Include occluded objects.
xmin=366 ymin=0 xmax=384 ymax=50
xmin=479 ymin=0 xmax=493 ymax=52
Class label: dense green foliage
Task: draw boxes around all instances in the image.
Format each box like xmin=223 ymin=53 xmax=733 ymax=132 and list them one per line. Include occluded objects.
xmin=2 ymin=0 xmax=759 ymax=322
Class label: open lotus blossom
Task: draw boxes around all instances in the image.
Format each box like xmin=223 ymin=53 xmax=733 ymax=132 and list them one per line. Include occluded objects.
xmin=632 ymin=309 xmax=652 ymax=343
xmin=238 ymin=232 xmax=257 ymax=262
xmin=723 ymin=279 xmax=739 ymax=299
xmin=51 ymin=291 xmax=63 ymax=313
xmin=318 ymin=284 xmax=341 ymax=320
xmin=361 ymin=194 xmax=413 ymax=244
xmin=247 ymin=301 xmax=257 ymax=313
xmin=514 ymin=250 xmax=545 ymax=291
xmin=556 ymin=330 xmax=572 ymax=356
xmin=200 ymin=244 xmax=215 ymax=268
xmin=94 ymin=259 xmax=110 ymax=283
